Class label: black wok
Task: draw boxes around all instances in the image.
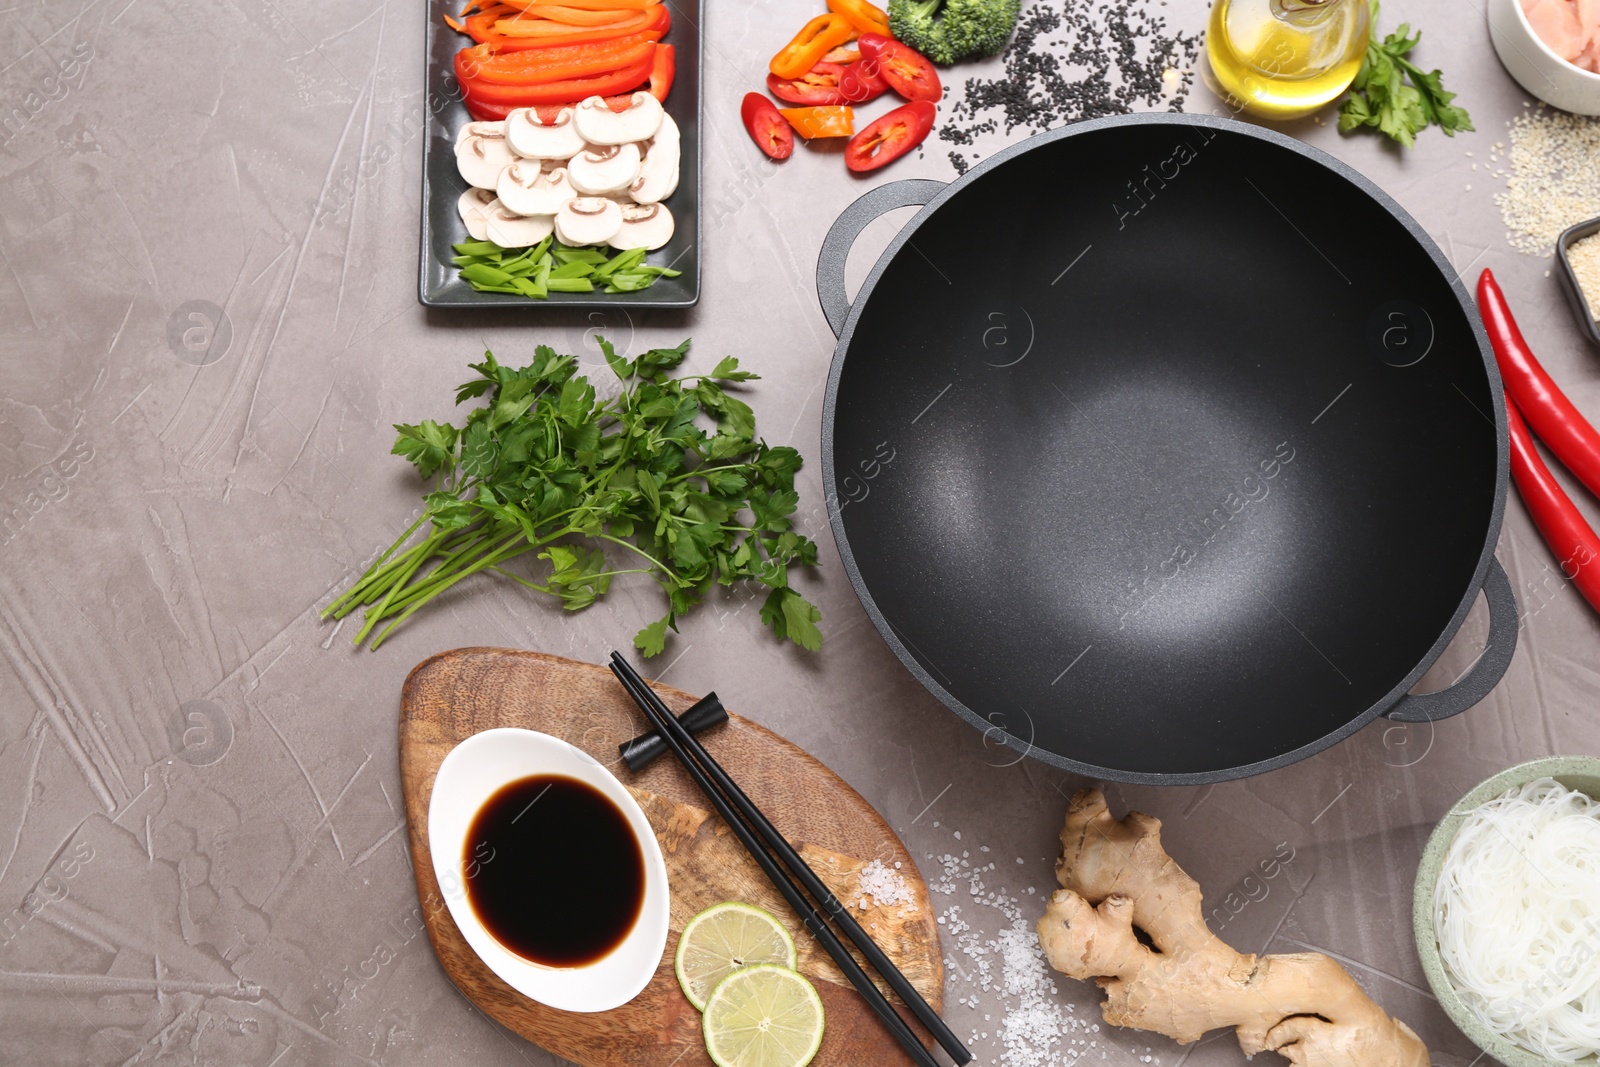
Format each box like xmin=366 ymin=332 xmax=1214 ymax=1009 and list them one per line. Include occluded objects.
xmin=817 ymin=114 xmax=1517 ymax=784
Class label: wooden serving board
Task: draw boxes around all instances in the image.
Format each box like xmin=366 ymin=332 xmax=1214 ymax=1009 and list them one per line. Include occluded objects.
xmin=400 ymin=648 xmax=944 ymax=1067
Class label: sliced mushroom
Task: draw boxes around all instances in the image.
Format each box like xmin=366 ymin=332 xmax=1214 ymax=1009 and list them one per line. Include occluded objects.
xmin=458 ymin=187 xmax=498 ymax=241
xmin=554 ymin=196 xmax=623 ymax=246
xmin=485 ymin=204 xmax=555 ymax=249
xmin=573 ymin=92 xmax=663 ymax=145
xmin=566 ymin=142 xmax=641 ymax=196
xmin=497 ymin=163 xmax=575 ymax=217
xmin=456 ymin=120 xmax=506 ymax=148
xmin=456 ymin=125 xmax=516 ymax=190
xmin=506 ymin=107 xmax=586 ymax=160
xmin=629 ymin=113 xmax=680 ymax=204
xmin=607 ymin=201 xmax=674 ymax=251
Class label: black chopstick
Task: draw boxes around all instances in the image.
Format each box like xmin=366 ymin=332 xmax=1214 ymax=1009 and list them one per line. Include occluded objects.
xmin=610 ymin=653 xmax=972 ymax=1064
xmin=610 ymin=652 xmax=972 ymax=1066
xmin=608 ymin=662 xmax=944 ymax=1067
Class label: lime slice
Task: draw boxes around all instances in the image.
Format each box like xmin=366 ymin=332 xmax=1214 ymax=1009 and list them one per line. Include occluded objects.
xmin=702 ymin=963 xmax=825 ymax=1067
xmin=675 ymin=902 xmax=798 ymax=1012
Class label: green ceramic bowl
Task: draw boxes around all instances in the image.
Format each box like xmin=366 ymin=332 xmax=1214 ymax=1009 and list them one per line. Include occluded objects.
xmin=1414 ymin=755 xmax=1600 ymax=1067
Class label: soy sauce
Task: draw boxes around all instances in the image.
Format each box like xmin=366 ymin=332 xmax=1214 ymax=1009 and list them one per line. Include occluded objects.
xmin=463 ymin=774 xmax=645 ymax=967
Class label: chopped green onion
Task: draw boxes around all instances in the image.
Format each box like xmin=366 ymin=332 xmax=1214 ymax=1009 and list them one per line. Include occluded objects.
xmin=457 ymin=239 xmax=672 ymax=299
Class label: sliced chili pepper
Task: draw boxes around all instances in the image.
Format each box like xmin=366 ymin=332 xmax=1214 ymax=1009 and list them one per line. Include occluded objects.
xmin=1479 ymin=268 xmax=1600 ymax=499
xmin=770 ymin=13 xmax=855 ymax=80
xmin=494 ymin=3 xmax=667 ymax=40
xmin=457 ymin=35 xmax=656 ymax=84
xmin=767 ymin=62 xmax=849 ymax=106
xmin=857 ymin=32 xmax=940 ymax=102
xmin=741 ymin=91 xmax=794 ymax=160
xmin=838 ymin=53 xmax=888 ymax=103
xmin=822 ymin=44 xmax=861 ymax=63
xmin=646 ymin=41 xmax=673 ymax=100
xmin=1507 ymin=396 xmax=1600 ymax=614
xmin=827 ymin=0 xmax=890 ymax=36
xmin=778 ymin=104 xmax=854 ymax=138
xmin=460 ymin=52 xmax=652 ymax=108
xmin=845 ymin=99 xmax=933 ymax=171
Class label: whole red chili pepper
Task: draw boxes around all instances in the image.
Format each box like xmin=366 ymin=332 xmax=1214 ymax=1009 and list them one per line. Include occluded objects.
xmin=1479 ymin=268 xmax=1600 ymax=498
xmin=1506 ymin=396 xmax=1600 ymax=614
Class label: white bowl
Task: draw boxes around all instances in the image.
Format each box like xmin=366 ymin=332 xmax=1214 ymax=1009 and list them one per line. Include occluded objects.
xmin=1488 ymin=0 xmax=1600 ymax=116
xmin=427 ymin=728 xmax=670 ymax=1013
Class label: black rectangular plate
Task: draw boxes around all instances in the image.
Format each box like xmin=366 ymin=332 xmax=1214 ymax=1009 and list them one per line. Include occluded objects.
xmin=419 ymin=0 xmax=702 ymax=308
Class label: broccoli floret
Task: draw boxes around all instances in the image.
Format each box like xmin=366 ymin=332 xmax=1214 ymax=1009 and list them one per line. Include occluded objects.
xmin=887 ymin=0 xmax=1021 ymax=65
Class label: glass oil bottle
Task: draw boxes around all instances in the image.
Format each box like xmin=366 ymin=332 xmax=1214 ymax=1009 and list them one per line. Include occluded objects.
xmin=1205 ymin=0 xmax=1371 ymax=120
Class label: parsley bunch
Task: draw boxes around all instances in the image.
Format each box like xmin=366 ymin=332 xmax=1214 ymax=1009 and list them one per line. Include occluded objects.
xmin=323 ymin=339 xmax=822 ymax=655
xmin=1338 ymin=1 xmax=1472 ymax=148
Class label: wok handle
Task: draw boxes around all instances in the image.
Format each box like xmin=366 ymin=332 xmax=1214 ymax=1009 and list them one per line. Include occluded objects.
xmin=816 ymin=179 xmax=946 ymax=337
xmin=1385 ymin=557 xmax=1518 ymax=723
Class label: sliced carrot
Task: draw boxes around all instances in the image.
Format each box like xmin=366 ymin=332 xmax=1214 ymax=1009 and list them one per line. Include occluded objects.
xmin=531 ymin=5 xmax=636 ymax=23
xmin=494 ymin=4 xmax=665 ymax=38
xmin=509 ymin=0 xmax=657 ymax=10
xmin=540 ymin=0 xmax=661 ymax=8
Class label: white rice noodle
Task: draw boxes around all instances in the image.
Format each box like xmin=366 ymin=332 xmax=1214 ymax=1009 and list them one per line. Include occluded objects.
xmin=1435 ymin=777 xmax=1600 ymax=1061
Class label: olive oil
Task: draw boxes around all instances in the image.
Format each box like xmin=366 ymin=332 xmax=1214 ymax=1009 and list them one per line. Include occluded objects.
xmin=1205 ymin=0 xmax=1370 ymax=120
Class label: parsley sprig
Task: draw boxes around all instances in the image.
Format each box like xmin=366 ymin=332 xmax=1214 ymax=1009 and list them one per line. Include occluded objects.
xmin=1338 ymin=0 xmax=1472 ymax=148
xmin=323 ymin=339 xmax=822 ymax=655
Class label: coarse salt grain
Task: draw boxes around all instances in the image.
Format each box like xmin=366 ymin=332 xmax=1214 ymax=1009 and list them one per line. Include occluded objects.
xmin=855 ymin=858 xmax=917 ymax=911
xmin=1495 ymin=109 xmax=1600 ymax=257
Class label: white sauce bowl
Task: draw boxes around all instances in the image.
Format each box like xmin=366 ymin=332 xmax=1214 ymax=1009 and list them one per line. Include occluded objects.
xmin=427 ymin=727 xmax=670 ymax=1013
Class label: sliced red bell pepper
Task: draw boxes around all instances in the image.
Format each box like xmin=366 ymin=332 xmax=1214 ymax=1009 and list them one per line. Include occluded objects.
xmin=646 ymin=41 xmax=674 ymax=100
xmin=1507 ymin=396 xmax=1600 ymax=614
xmin=460 ymin=52 xmax=652 ymax=108
xmin=857 ymin=32 xmax=940 ymax=102
xmin=770 ymin=13 xmax=855 ymax=80
xmin=741 ymin=91 xmax=794 ymax=160
xmin=463 ymin=97 xmax=516 ymax=121
xmin=838 ymin=53 xmax=888 ymax=103
xmin=778 ymin=104 xmax=854 ymax=138
xmin=845 ymin=99 xmax=933 ymax=171
xmin=457 ymin=35 xmax=656 ymax=84
xmin=1479 ymin=268 xmax=1600 ymax=499
xmin=767 ymin=61 xmax=849 ymax=106
xmin=827 ymin=0 xmax=890 ymax=37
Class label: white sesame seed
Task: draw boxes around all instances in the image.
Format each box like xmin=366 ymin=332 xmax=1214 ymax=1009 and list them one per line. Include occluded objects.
xmin=1495 ymin=111 xmax=1600 ymax=258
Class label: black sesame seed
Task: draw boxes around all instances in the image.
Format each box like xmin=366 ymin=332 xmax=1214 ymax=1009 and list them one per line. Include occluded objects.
xmin=938 ymin=0 xmax=1203 ymax=174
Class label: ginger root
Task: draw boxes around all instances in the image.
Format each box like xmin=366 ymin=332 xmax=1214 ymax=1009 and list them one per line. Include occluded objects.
xmin=1036 ymin=788 xmax=1428 ymax=1067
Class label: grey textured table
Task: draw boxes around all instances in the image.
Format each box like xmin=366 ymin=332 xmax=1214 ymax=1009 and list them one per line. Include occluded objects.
xmin=2 ymin=0 xmax=1597 ymax=1063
